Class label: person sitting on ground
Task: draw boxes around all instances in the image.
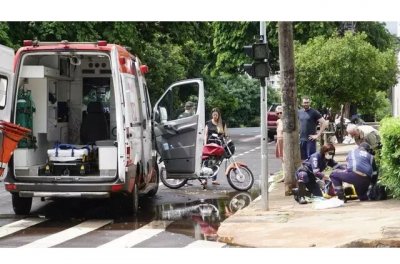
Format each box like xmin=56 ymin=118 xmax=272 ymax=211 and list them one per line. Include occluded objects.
xmin=178 ymin=101 xmax=195 ymax=119
xmin=329 ymin=142 xmax=378 ymax=202
xmin=346 ymin=123 xmax=381 ymax=151
xmin=295 ymin=143 xmax=343 ymax=204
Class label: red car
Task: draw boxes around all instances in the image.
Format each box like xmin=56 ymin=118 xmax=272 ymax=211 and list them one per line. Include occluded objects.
xmin=267 ymin=103 xmax=280 ymax=140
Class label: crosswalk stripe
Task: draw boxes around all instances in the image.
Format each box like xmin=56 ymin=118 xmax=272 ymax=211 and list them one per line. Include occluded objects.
xmin=185 ymin=240 xmax=226 ymax=248
xmin=0 ymin=217 xmax=47 ymax=239
xmin=19 ymin=219 xmax=113 ymax=248
xmin=98 ymin=220 xmax=172 ymax=248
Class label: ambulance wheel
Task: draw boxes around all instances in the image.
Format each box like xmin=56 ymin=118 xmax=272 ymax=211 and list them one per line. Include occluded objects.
xmin=12 ymin=193 xmax=32 ymax=215
xmin=130 ymin=182 xmax=139 ymax=215
xmin=147 ymin=162 xmax=159 ymax=197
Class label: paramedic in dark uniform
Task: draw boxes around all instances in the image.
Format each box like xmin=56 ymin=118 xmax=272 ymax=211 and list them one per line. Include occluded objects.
xmin=330 ymin=142 xmax=378 ymax=202
xmin=295 ymin=143 xmax=342 ymax=204
xmin=298 ymin=96 xmax=328 ymax=161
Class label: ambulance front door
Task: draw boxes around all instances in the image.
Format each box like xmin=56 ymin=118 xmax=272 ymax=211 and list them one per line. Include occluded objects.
xmin=153 ymin=79 xmax=205 ymax=179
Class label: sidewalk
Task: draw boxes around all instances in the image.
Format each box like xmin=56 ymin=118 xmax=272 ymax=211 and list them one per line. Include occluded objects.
xmin=217 ymin=143 xmax=400 ymax=248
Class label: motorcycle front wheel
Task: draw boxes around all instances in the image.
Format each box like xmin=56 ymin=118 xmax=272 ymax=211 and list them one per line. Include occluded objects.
xmin=227 ymin=166 xmax=254 ymax=191
xmin=159 ymin=166 xmax=188 ymax=189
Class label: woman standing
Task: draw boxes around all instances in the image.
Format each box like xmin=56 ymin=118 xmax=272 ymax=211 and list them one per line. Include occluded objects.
xmin=275 ymin=105 xmax=284 ymax=161
xmin=204 ymin=108 xmax=227 ymax=185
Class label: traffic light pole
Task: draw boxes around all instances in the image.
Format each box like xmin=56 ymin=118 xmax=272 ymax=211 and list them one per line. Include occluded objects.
xmin=259 ymin=21 xmax=269 ymax=211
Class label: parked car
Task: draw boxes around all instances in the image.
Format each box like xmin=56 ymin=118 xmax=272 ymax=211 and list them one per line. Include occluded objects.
xmin=267 ymin=103 xmax=280 ymax=140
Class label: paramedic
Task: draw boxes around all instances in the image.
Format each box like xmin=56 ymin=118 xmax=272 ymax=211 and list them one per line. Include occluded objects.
xmin=295 ymin=143 xmax=342 ymax=204
xmin=330 ymin=142 xmax=378 ymax=202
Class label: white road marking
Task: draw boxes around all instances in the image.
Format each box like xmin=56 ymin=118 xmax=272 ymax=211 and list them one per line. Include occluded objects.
xmin=240 ymin=134 xmax=261 ymax=142
xmin=233 ymin=146 xmax=260 ymax=159
xmin=19 ymin=219 xmax=113 ymax=248
xmin=185 ymin=240 xmax=226 ymax=248
xmin=0 ymin=218 xmax=47 ymax=239
xmin=98 ymin=220 xmax=172 ymax=248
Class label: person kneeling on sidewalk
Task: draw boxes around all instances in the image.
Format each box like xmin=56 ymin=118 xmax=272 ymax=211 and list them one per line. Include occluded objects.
xmin=330 ymin=142 xmax=378 ymax=202
xmin=295 ymin=143 xmax=343 ymax=204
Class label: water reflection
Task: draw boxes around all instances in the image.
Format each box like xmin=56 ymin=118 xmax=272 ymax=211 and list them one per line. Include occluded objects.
xmin=159 ymin=191 xmax=256 ymax=241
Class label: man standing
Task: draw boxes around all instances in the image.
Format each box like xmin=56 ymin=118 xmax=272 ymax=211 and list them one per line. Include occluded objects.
xmin=298 ymin=96 xmax=327 ymax=161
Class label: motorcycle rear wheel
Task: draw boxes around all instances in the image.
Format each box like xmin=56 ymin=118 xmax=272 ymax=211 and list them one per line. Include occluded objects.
xmin=227 ymin=166 xmax=254 ymax=191
xmin=160 ymin=166 xmax=188 ymax=189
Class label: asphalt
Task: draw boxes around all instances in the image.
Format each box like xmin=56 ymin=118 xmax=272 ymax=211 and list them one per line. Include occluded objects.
xmin=217 ymin=143 xmax=400 ymax=248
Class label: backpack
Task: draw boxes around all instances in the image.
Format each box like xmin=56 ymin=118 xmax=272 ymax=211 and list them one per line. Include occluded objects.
xmin=367 ymin=183 xmax=388 ymax=201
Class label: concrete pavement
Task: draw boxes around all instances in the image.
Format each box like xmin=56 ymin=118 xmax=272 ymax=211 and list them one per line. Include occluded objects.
xmin=217 ymin=143 xmax=400 ymax=248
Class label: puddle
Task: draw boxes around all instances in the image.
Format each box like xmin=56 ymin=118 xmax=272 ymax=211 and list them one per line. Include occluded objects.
xmin=156 ymin=188 xmax=260 ymax=241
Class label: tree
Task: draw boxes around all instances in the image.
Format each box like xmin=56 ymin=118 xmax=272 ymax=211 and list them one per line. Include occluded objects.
xmin=295 ymin=32 xmax=398 ymax=115
xmin=278 ymin=22 xmax=301 ymax=196
xmin=0 ymin=22 xmax=13 ymax=47
xmin=209 ymin=22 xmax=259 ymax=76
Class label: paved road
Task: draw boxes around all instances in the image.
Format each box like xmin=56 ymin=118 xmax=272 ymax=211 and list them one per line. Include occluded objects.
xmin=0 ymin=127 xmax=281 ymax=248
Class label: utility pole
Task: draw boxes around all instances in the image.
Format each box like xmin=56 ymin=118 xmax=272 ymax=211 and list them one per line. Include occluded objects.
xmin=243 ymin=22 xmax=270 ymax=210
xmin=278 ymin=22 xmax=301 ymax=195
xmin=259 ymin=21 xmax=269 ymax=210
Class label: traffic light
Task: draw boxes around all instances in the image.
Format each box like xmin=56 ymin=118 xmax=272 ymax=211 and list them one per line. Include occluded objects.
xmin=243 ymin=43 xmax=270 ymax=79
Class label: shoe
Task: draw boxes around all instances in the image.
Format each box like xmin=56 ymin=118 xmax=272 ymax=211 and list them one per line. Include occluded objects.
xmin=298 ymin=196 xmax=308 ymax=204
xmin=298 ymin=182 xmax=307 ymax=197
xmin=212 ymin=181 xmax=220 ymax=185
xmin=336 ymin=190 xmax=347 ymax=203
xmin=200 ymin=179 xmax=208 ymax=185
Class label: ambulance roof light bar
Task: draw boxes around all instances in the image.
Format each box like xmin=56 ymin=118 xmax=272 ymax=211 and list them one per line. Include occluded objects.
xmin=22 ymin=40 xmax=108 ymax=47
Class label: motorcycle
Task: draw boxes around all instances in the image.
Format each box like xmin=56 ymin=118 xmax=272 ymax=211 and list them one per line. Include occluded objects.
xmin=160 ymin=134 xmax=254 ymax=191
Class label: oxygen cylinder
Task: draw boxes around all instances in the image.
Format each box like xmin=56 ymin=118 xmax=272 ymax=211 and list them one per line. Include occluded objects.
xmin=16 ymin=89 xmax=36 ymax=148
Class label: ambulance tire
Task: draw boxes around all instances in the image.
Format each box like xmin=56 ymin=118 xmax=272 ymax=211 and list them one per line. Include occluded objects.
xmin=130 ymin=182 xmax=139 ymax=215
xmin=12 ymin=193 xmax=32 ymax=215
xmin=147 ymin=162 xmax=159 ymax=197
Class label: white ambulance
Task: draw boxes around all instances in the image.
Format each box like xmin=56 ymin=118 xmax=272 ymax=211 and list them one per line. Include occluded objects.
xmin=0 ymin=41 xmax=205 ymax=215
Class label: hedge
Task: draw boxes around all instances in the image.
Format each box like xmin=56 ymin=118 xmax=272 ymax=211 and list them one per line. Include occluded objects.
xmin=379 ymin=117 xmax=400 ymax=198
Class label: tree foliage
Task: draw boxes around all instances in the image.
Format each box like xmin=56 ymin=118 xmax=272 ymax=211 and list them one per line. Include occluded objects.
xmin=0 ymin=21 xmax=397 ymax=127
xmin=295 ymin=32 xmax=398 ymax=113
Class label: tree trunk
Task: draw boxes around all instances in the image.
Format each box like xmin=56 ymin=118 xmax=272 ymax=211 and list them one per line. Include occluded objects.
xmin=278 ymin=22 xmax=301 ymax=196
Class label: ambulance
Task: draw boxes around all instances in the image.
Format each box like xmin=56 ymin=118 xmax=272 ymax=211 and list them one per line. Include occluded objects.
xmin=0 ymin=41 xmax=205 ymax=215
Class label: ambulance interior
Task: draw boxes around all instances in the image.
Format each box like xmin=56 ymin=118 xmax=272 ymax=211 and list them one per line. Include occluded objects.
xmin=13 ymin=52 xmax=118 ymax=178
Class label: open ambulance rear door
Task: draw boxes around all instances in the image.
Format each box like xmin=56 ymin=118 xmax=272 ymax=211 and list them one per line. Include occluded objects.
xmin=0 ymin=44 xmax=14 ymax=122
xmin=0 ymin=44 xmax=15 ymax=177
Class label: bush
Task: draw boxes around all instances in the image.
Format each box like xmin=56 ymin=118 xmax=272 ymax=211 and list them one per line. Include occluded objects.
xmin=379 ymin=117 xmax=400 ymax=198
